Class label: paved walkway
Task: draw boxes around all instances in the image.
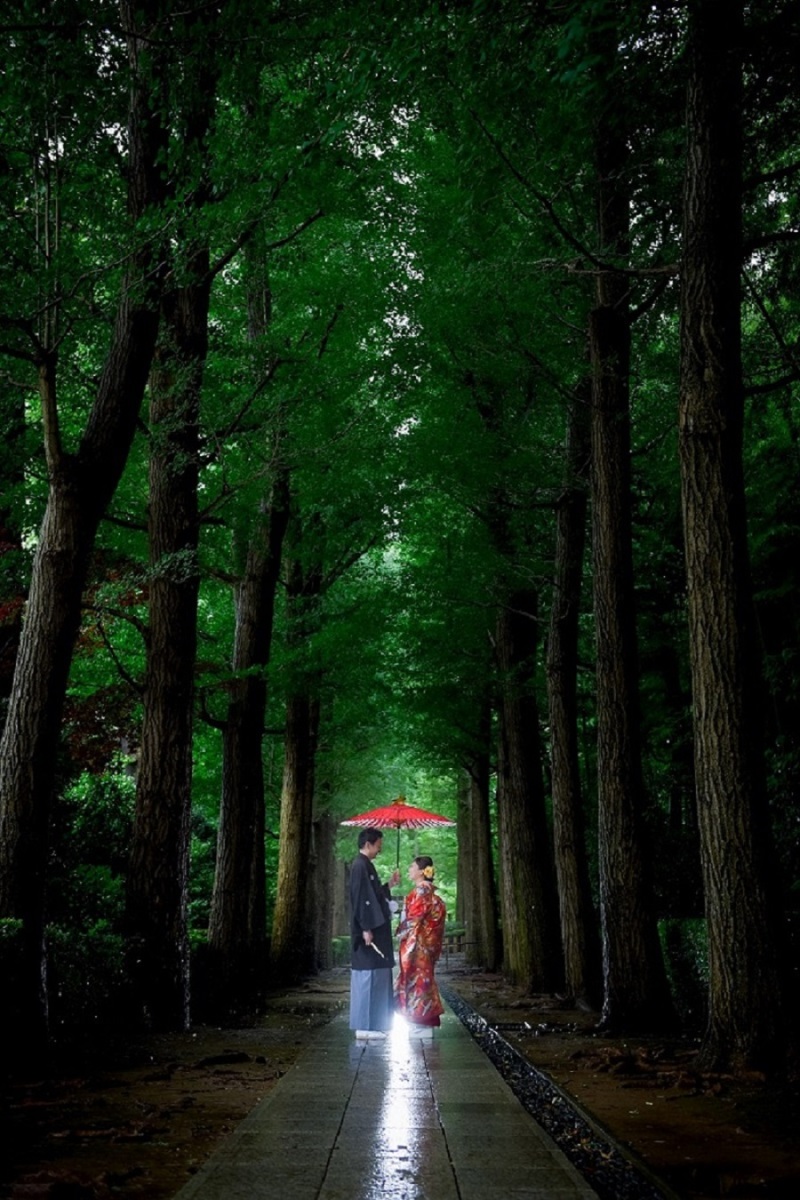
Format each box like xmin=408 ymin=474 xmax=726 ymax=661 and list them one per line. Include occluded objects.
xmin=172 ymin=1001 xmax=598 ymax=1200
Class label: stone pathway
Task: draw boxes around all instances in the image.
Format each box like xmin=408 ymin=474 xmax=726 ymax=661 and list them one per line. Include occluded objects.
xmin=172 ymin=1002 xmax=598 ymax=1200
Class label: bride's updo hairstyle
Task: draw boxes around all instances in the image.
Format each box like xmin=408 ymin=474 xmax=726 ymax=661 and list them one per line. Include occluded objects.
xmin=414 ymin=855 xmax=435 ymax=881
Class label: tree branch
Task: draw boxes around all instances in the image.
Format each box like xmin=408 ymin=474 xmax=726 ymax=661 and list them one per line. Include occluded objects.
xmin=744 ymin=159 xmax=800 ymax=191
xmin=470 ymin=108 xmax=678 ymax=279
xmin=38 ymin=354 xmax=62 ymax=474
xmin=629 ymin=273 xmax=674 ymax=322
xmin=197 ymin=686 xmax=228 ymax=732
xmin=95 ymin=616 xmax=144 ymax=695
xmin=744 ymin=229 xmax=800 ymax=254
xmin=743 ymin=269 xmax=800 ymax=387
xmin=745 ymin=371 xmax=800 ymax=397
xmin=102 ymin=511 xmax=148 ymax=533
xmin=317 ymin=302 xmax=344 ymax=359
xmin=211 ymin=357 xmax=286 ymax=443
xmin=209 ymin=207 xmax=324 ymax=280
xmin=0 ymin=343 xmax=37 ymax=365
xmin=86 ymin=603 xmax=148 ymax=642
xmin=324 ymin=530 xmax=384 ymax=589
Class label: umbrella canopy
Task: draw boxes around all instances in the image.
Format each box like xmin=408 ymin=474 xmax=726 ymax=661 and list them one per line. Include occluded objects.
xmin=341 ymin=794 xmax=456 ymax=830
xmin=340 ymin=795 xmax=456 ymax=864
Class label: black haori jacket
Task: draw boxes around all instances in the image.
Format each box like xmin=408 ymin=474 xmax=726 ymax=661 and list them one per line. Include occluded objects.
xmin=349 ymin=853 xmax=396 ymax=970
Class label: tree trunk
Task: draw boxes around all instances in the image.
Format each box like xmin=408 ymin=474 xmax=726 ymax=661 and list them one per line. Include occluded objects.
xmin=679 ymin=0 xmax=785 ymax=1072
xmin=0 ymin=395 xmax=25 ymax=720
xmin=0 ymin=0 xmax=168 ymax=1047
xmin=455 ymin=769 xmax=471 ymax=927
xmin=125 ymin=18 xmax=218 ymax=1030
xmin=311 ymin=810 xmax=335 ymax=970
xmin=470 ymin=747 xmax=500 ymax=972
xmin=589 ymin=11 xmax=673 ymax=1031
xmin=495 ymin=588 xmax=562 ymax=991
xmin=270 ymin=688 xmax=321 ymax=981
xmin=207 ymin=470 xmax=290 ymax=1011
xmin=207 ymin=245 xmax=290 ymax=1013
xmin=125 ymin=250 xmax=211 ymax=1030
xmin=270 ymin=546 xmax=323 ymax=982
xmin=546 ymin=388 xmax=601 ymax=1009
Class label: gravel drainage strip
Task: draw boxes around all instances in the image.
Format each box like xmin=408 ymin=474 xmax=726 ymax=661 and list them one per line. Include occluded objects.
xmin=442 ymin=985 xmax=677 ymax=1200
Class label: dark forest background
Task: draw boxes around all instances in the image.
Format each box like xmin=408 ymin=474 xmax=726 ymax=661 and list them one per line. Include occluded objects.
xmin=1 ymin=0 xmax=799 ymax=1077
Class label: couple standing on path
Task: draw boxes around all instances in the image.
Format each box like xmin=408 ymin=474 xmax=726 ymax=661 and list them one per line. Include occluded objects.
xmin=349 ymin=827 xmax=446 ymax=1039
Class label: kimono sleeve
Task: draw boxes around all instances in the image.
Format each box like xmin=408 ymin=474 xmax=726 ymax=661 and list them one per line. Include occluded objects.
xmin=350 ymin=857 xmax=388 ymax=934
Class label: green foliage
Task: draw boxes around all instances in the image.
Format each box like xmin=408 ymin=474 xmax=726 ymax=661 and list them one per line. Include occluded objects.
xmin=189 ymin=810 xmax=218 ymax=933
xmin=0 ymin=920 xmax=26 ymax=1022
xmin=0 ymin=917 xmax=23 ymax=941
xmin=48 ymin=921 xmax=127 ymax=1036
xmin=2 ymin=0 xmax=799 ymax=1033
xmin=48 ymin=770 xmax=135 ymax=925
xmin=659 ymin=918 xmax=708 ymax=1032
xmin=331 ymin=935 xmax=350 ymax=966
xmin=41 ymin=770 xmax=132 ymax=1033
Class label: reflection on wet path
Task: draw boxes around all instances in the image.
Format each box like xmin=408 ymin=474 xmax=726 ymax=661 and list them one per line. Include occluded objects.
xmin=326 ymin=1017 xmax=458 ymax=1199
xmin=172 ymin=1008 xmax=598 ymax=1200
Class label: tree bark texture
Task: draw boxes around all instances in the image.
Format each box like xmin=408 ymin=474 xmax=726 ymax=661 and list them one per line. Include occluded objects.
xmin=589 ymin=14 xmax=673 ymax=1030
xmin=463 ymin=692 xmax=499 ymax=971
xmin=311 ymin=810 xmax=335 ymax=970
xmin=270 ymin=688 xmax=321 ymax=981
xmin=269 ymin=548 xmax=323 ymax=983
xmin=207 ymin=470 xmax=290 ymax=1009
xmin=470 ymin=751 xmax=500 ymax=972
xmin=590 ymin=305 xmax=672 ymax=1031
xmin=0 ymin=395 xmax=25 ymax=715
xmin=546 ymin=389 xmax=601 ymax=1008
xmin=0 ymin=0 xmax=168 ymax=1046
xmin=455 ymin=769 xmax=471 ymax=928
xmin=679 ymin=0 xmax=785 ymax=1071
xmin=495 ymin=588 xmax=562 ymax=990
xmin=207 ymin=247 xmax=290 ymax=1012
xmin=125 ymin=253 xmax=211 ymax=1031
xmin=125 ymin=17 xmax=219 ymax=1030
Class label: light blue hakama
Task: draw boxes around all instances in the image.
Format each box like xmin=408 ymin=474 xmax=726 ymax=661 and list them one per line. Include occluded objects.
xmin=349 ymin=968 xmax=394 ymax=1031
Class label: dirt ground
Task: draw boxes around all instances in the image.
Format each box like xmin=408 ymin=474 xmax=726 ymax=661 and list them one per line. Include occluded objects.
xmin=447 ymin=966 xmax=800 ymax=1200
xmin=0 ymin=980 xmax=347 ymax=1200
xmin=1 ymin=965 xmax=799 ymax=1200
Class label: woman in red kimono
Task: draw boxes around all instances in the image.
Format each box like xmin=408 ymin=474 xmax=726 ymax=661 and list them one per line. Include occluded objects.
xmin=395 ymin=855 xmax=447 ymax=1028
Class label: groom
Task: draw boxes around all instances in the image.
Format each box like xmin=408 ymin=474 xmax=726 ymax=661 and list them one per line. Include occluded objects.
xmin=348 ymin=827 xmax=400 ymax=1039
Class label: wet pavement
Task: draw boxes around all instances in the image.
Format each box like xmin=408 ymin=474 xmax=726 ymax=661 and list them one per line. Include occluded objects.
xmin=171 ymin=1002 xmax=598 ymax=1200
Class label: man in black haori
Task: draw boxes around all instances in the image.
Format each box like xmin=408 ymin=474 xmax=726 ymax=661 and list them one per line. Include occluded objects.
xmin=349 ymin=827 xmax=400 ymax=1039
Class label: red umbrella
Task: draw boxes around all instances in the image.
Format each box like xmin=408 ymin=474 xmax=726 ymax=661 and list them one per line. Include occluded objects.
xmin=340 ymin=794 xmax=456 ymax=864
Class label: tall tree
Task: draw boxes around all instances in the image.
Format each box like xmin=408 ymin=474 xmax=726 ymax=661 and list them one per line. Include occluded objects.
xmin=206 ymin=235 xmax=292 ymax=1013
xmin=310 ymin=809 xmax=337 ymax=970
xmin=455 ymin=769 xmax=471 ymax=927
xmin=0 ymin=0 xmax=169 ymax=1045
xmin=0 ymin=394 xmax=25 ymax=717
xmin=678 ymin=0 xmax=786 ymax=1071
xmin=495 ymin=583 xmax=562 ymax=990
xmin=125 ymin=7 xmax=219 ymax=1029
xmin=546 ymin=386 xmax=601 ymax=1008
xmin=588 ymin=1 xmax=674 ymax=1031
xmin=269 ymin=529 xmax=323 ymax=983
xmin=465 ymin=697 xmax=499 ymax=971
xmin=207 ymin=464 xmax=290 ymax=1008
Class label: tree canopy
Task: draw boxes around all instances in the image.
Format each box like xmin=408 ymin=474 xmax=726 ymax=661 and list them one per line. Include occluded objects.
xmin=1 ymin=0 xmax=799 ymax=1073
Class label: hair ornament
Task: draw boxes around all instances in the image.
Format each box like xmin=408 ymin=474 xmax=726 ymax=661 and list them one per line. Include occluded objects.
xmin=422 ymin=865 xmax=435 ymax=880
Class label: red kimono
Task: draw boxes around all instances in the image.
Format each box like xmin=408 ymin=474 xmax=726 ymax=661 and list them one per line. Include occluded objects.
xmin=394 ymin=881 xmax=446 ymax=1026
